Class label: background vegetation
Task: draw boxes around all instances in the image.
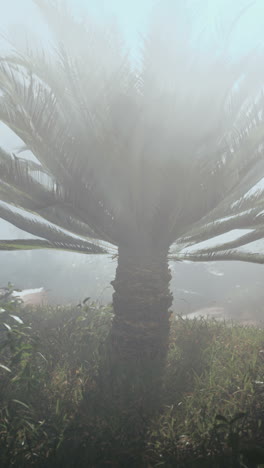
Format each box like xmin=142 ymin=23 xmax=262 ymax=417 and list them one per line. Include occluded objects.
xmin=1 ymin=290 xmax=264 ymax=467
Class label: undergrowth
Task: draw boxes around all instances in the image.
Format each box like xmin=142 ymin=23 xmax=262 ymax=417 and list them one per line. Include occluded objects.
xmin=1 ymin=286 xmax=264 ymax=467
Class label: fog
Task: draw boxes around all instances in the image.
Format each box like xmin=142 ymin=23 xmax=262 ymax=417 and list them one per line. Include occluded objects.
xmin=2 ymin=3 xmax=264 ymax=465
xmin=1 ymin=0 xmax=264 ymax=320
xmin=1 ymin=215 xmax=263 ymax=323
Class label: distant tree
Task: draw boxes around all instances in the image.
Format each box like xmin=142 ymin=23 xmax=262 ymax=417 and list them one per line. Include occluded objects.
xmin=0 ymin=0 xmax=264 ymax=413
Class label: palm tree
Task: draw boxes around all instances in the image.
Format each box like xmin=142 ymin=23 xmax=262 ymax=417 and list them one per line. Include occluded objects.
xmin=1 ymin=0 xmax=264 ymax=380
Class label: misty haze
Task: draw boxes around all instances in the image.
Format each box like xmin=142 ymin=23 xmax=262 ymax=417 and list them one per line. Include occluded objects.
xmin=1 ymin=1 xmax=264 ymax=467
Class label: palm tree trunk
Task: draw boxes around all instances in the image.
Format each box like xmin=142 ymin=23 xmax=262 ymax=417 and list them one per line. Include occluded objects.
xmin=107 ymin=247 xmax=173 ymax=417
xmin=110 ymin=247 xmax=173 ymax=364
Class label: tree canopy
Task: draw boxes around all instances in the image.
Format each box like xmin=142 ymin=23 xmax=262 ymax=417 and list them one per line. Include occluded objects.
xmin=0 ymin=0 xmax=264 ymax=262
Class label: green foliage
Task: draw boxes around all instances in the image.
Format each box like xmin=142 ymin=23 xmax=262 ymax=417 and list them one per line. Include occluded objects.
xmin=148 ymin=318 xmax=264 ymax=467
xmin=0 ymin=288 xmax=113 ymax=467
xmin=1 ymin=295 xmax=264 ymax=467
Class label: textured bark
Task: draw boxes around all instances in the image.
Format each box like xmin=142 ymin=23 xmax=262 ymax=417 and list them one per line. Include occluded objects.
xmin=110 ymin=247 xmax=173 ymax=364
xmin=105 ymin=246 xmax=173 ymax=431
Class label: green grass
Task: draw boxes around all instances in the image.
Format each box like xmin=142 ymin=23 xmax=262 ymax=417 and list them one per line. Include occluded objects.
xmin=149 ymin=318 xmax=264 ymax=467
xmin=1 ymin=290 xmax=264 ymax=467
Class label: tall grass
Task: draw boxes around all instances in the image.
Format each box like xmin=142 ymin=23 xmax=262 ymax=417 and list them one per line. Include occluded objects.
xmin=1 ymin=289 xmax=264 ymax=467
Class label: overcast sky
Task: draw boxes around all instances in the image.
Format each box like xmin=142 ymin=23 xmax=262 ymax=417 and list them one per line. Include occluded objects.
xmin=1 ymin=0 xmax=155 ymax=55
xmin=2 ymin=1 xmax=264 ymax=56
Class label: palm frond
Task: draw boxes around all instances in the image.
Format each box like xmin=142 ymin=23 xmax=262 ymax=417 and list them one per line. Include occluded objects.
xmin=0 ymin=146 xmax=108 ymax=242
xmin=0 ymin=202 xmax=112 ymax=254
xmin=0 ymin=238 xmax=110 ymax=254
xmin=183 ymin=226 xmax=264 ymax=256
xmin=169 ymin=249 xmax=264 ymax=265
xmin=175 ymin=204 xmax=263 ymax=247
xmin=0 ymin=56 xmax=137 ymax=246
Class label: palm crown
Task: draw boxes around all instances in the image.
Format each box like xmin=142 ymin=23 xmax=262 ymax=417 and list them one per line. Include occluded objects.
xmin=1 ymin=0 xmax=264 ymax=263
